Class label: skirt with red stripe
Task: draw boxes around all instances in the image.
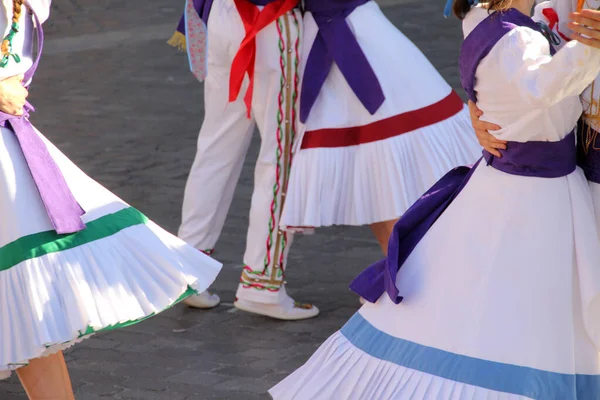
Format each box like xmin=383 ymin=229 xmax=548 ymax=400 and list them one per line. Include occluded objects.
xmin=280 ymin=0 xmax=481 ymax=229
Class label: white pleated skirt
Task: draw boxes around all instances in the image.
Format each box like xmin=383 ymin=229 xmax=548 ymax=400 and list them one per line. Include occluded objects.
xmin=280 ymin=0 xmax=481 ymax=229
xmin=0 ymin=124 xmax=222 ymax=378
xmin=272 ymin=163 xmax=600 ymax=399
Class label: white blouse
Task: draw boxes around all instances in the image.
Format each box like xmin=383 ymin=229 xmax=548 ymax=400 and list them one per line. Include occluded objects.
xmin=464 ymin=6 xmax=600 ymax=142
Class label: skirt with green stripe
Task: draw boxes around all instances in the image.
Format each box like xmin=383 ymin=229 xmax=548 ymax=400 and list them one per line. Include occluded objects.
xmin=0 ymin=125 xmax=222 ymax=378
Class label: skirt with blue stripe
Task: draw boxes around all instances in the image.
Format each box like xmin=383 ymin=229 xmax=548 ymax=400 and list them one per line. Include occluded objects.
xmin=270 ymin=159 xmax=600 ymax=400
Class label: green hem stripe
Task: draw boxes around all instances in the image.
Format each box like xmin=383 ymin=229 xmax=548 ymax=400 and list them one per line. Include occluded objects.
xmin=0 ymin=207 xmax=148 ymax=271
xmin=24 ymin=287 xmax=197 ymax=361
xmin=77 ymin=286 xmax=198 ymax=337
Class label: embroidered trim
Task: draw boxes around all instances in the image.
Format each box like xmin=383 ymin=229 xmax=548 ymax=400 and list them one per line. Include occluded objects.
xmin=240 ymin=11 xmax=299 ymax=292
xmin=240 ymin=265 xmax=283 ymax=291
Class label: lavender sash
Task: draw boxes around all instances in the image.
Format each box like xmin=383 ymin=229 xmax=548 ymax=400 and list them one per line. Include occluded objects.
xmin=300 ymin=0 xmax=384 ymax=123
xmin=350 ymin=8 xmax=572 ymax=304
xmin=2 ymin=10 xmax=85 ymax=234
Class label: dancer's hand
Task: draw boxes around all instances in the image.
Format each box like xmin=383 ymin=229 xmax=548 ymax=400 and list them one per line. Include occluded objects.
xmin=0 ymin=74 xmax=28 ymax=116
xmin=569 ymin=9 xmax=600 ymax=48
xmin=467 ymin=100 xmax=505 ymax=157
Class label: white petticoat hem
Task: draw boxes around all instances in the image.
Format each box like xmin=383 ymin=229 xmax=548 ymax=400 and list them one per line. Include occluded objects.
xmin=281 ymin=107 xmax=481 ymax=228
xmin=0 ymin=218 xmax=221 ymax=377
xmin=269 ymin=331 xmax=532 ymax=400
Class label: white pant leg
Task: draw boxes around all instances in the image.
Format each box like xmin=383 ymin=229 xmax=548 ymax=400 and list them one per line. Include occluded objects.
xmin=236 ymin=8 xmax=303 ymax=304
xmin=178 ymin=1 xmax=255 ymax=251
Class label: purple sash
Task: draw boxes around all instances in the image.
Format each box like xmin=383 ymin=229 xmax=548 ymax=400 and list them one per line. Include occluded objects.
xmin=2 ymin=10 xmax=85 ymax=234
xmin=174 ymin=0 xmax=281 ymax=34
xmin=300 ymin=0 xmax=384 ymax=123
xmin=350 ymin=8 xmax=573 ymax=304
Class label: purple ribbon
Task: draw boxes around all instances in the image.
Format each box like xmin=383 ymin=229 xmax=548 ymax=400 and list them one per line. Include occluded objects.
xmin=300 ymin=0 xmax=385 ymax=123
xmin=350 ymin=8 xmax=573 ymax=304
xmin=350 ymin=161 xmax=478 ymax=304
xmin=1 ymin=10 xmax=85 ymax=234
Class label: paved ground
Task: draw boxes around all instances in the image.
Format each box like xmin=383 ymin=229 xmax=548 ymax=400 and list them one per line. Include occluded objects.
xmin=0 ymin=0 xmax=465 ymax=398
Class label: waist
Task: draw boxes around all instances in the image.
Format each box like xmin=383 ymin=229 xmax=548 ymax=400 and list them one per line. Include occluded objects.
xmin=484 ymin=129 xmax=577 ymax=178
xmin=304 ymin=0 xmax=370 ymax=14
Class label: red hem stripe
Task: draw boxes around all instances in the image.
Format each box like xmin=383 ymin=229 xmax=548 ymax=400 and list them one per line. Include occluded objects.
xmin=301 ymin=91 xmax=464 ymax=149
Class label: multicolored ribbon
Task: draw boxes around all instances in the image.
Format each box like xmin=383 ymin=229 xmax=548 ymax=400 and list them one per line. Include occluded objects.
xmin=168 ymin=0 xmax=212 ymax=81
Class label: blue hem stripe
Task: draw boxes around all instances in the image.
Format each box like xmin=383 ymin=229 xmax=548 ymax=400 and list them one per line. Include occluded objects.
xmin=340 ymin=313 xmax=600 ymax=399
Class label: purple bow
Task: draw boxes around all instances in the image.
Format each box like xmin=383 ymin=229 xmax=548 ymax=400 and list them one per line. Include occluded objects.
xmin=300 ymin=0 xmax=385 ymax=123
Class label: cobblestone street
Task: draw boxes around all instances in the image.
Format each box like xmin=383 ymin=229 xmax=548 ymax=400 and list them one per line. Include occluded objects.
xmin=0 ymin=0 xmax=465 ymax=398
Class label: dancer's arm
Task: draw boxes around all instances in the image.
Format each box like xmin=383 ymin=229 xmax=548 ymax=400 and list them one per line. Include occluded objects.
xmin=0 ymin=0 xmax=52 ymax=116
xmin=493 ymin=26 xmax=600 ymax=107
xmin=0 ymin=74 xmax=28 ymax=116
xmin=467 ymin=100 xmax=505 ymax=157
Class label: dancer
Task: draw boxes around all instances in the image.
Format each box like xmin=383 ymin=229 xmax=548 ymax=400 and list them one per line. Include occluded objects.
xmin=470 ymin=0 xmax=600 ymax=231
xmin=168 ymin=0 xmax=318 ymax=320
xmin=279 ymin=0 xmax=482 ymax=253
xmin=270 ymin=1 xmax=600 ymax=398
xmin=0 ymin=0 xmax=222 ymax=397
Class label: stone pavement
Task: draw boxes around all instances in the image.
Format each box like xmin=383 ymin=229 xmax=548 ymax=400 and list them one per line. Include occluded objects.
xmin=0 ymin=1 xmax=465 ymax=398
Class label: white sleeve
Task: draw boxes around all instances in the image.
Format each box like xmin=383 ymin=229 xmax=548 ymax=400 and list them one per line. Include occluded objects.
xmin=495 ymin=26 xmax=600 ymax=107
xmin=26 ymin=0 xmax=51 ymax=24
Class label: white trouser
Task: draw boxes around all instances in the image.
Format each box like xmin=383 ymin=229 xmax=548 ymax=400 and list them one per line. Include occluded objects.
xmin=179 ymin=0 xmax=302 ymax=304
